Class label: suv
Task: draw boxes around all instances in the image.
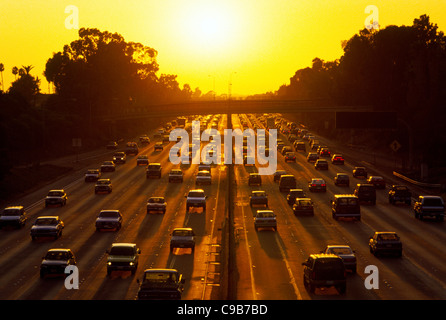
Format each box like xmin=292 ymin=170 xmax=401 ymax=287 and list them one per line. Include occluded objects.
xmin=369 ymin=232 xmax=402 ymax=257
xmin=302 ymin=254 xmax=346 ymax=294
xmin=250 ymin=191 xmax=268 ymax=207
xmin=45 ymin=189 xmax=67 ymax=207
xmin=388 ymin=185 xmax=412 ymax=205
xmin=95 ymin=179 xmax=112 ymax=194
xmin=185 ymin=189 xmax=207 ymax=213
xmin=331 ymin=195 xmax=361 ymax=221
xmin=168 ymin=169 xmax=183 ymax=183
xmin=106 ymin=243 xmax=141 ymax=276
xmin=30 ymin=216 xmax=64 ymax=240
xmin=95 ymin=210 xmax=122 ymax=231
xmin=413 ymin=195 xmax=445 ymax=221
xmin=254 ymin=210 xmax=277 ymax=231
xmin=0 ymin=206 xmax=27 ymax=229
xmin=248 ymin=173 xmax=262 ymax=186
xmin=125 ymin=142 xmax=139 ymax=155
xmin=137 ymin=269 xmax=185 ymax=300
xmin=146 ymin=163 xmax=162 ymax=179
xmin=147 ymin=197 xmax=167 ymax=214
xmin=287 ymin=189 xmax=306 ymax=205
xmin=279 ymin=174 xmax=297 ymax=192
xmin=113 ymin=152 xmax=127 ymax=164
xmin=84 ymin=169 xmax=101 ymax=182
xmin=353 ymin=167 xmax=367 ymax=179
xmin=40 ymin=249 xmax=76 ymax=279
xmin=170 ymin=228 xmax=195 ymax=253
xmin=354 ymin=184 xmax=376 ymax=205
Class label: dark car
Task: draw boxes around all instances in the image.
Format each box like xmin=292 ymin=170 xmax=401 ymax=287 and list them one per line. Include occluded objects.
xmin=369 ymin=232 xmax=402 ymax=257
xmin=146 ymin=163 xmax=162 ymax=179
xmin=30 ymin=216 xmax=64 ymax=240
xmin=84 ymin=169 xmax=101 ymax=182
xmin=273 ymin=170 xmax=287 ymax=182
xmin=137 ymin=269 xmax=185 ymax=300
xmin=40 ymin=249 xmax=76 ymax=279
xmin=353 ymin=167 xmax=367 ymax=179
xmin=170 ymin=228 xmax=195 ymax=253
xmin=334 ymin=173 xmax=350 ymax=187
xmin=168 ymin=169 xmax=183 ymax=183
xmin=331 ymin=195 xmax=361 ymax=221
xmin=113 ymin=152 xmax=127 ymax=164
xmin=106 ymin=243 xmax=140 ymax=275
xmin=0 ymin=206 xmax=27 ymax=229
xmin=294 ymin=141 xmax=306 ymax=153
xmin=154 ymin=142 xmax=164 ymax=151
xmin=44 ymin=189 xmax=67 ymax=207
xmin=95 ymin=210 xmax=122 ymax=231
xmin=279 ymin=175 xmax=297 ymax=192
xmin=125 ymin=142 xmax=139 ymax=155
xmin=308 ymin=178 xmax=326 ymax=192
xmin=354 ymin=184 xmax=376 ymax=205
xmin=319 ymin=148 xmax=331 ymax=157
xmin=367 ymin=176 xmax=386 ymax=189
xmin=388 ymin=185 xmax=411 ymax=205
xmin=101 ymin=161 xmax=116 ymax=172
xmin=147 ymin=197 xmax=167 ymax=214
xmin=307 ymin=152 xmax=319 ymax=162
xmin=302 ymin=254 xmax=347 ymax=294
xmin=250 ymin=191 xmax=268 ymax=207
xmin=314 ymin=159 xmax=329 ymax=170
xmin=413 ymin=195 xmax=445 ymax=221
xmin=331 ymin=154 xmax=344 ymax=165
xmin=293 ymin=198 xmax=314 ymax=216
xmin=136 ymin=155 xmax=149 ymax=166
xmin=287 ymin=189 xmax=306 ymax=205
xmin=248 ymin=173 xmax=262 ymax=186
xmin=95 ymin=179 xmax=112 ymax=194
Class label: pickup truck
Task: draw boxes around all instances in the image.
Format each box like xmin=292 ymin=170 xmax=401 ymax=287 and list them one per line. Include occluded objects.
xmin=388 ymin=185 xmax=412 ymax=205
xmin=414 ymin=195 xmax=445 ymax=221
xmin=137 ymin=269 xmax=185 ymax=300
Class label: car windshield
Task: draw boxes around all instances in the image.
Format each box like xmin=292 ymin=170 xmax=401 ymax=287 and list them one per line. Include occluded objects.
xmin=149 ymin=198 xmax=164 ymax=203
xmin=360 ymin=186 xmax=375 ymax=192
xmin=35 ymin=218 xmax=58 ymax=225
xmin=45 ymin=251 xmax=70 ymax=260
xmin=329 ymin=247 xmax=352 ymax=255
xmin=257 ymin=211 xmax=275 ymax=218
xmin=48 ymin=191 xmax=63 ymax=196
xmin=297 ymin=200 xmax=312 ymax=206
xmin=377 ymin=233 xmax=399 ymax=241
xmin=2 ymin=209 xmax=21 ymax=216
xmin=338 ymin=198 xmax=358 ymax=205
xmin=143 ymin=272 xmax=177 ymax=283
xmin=423 ymin=198 xmax=444 ymax=206
xmin=172 ymin=229 xmax=193 ymax=236
xmin=96 ymin=180 xmax=109 ymax=185
xmin=252 ymin=192 xmax=266 ymax=197
xmin=109 ymin=246 xmax=135 ymax=256
xmin=99 ymin=211 xmax=119 ymax=218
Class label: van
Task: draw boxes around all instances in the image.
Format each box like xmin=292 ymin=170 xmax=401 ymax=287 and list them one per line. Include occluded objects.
xmin=354 ymin=184 xmax=376 ymax=205
xmin=279 ymin=174 xmax=297 ymax=192
xmin=331 ymin=195 xmax=361 ymax=221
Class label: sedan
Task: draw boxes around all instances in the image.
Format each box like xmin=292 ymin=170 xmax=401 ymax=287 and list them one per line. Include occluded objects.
xmin=334 ymin=173 xmax=350 ymax=187
xmin=293 ymin=198 xmax=314 ymax=216
xmin=367 ymin=176 xmax=386 ymax=189
xmin=95 ymin=210 xmax=123 ymax=231
xmin=308 ymin=178 xmax=327 ymax=192
xmin=323 ymin=245 xmax=357 ymax=273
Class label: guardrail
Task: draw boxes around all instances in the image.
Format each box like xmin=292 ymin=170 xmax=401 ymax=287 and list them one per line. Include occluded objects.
xmin=393 ymin=171 xmax=443 ymax=189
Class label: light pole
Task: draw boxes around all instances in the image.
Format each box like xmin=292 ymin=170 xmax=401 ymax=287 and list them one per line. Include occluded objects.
xmin=228 ymin=71 xmax=237 ymax=100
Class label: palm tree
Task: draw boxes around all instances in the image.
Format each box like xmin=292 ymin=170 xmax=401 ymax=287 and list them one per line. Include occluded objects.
xmin=22 ymin=65 xmax=34 ymax=75
xmin=12 ymin=66 xmax=18 ymax=80
xmin=0 ymin=63 xmax=4 ymax=91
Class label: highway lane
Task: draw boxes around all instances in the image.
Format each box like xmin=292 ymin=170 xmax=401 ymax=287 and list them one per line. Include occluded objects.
xmin=0 ymin=115 xmax=227 ymax=300
xmin=232 ymin=113 xmax=446 ymax=300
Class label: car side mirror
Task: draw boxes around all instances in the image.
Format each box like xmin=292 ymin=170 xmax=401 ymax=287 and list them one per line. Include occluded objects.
xmin=137 ymin=249 xmax=141 ymax=254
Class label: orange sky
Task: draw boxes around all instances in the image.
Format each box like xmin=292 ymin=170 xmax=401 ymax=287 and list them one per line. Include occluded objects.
xmin=1 ymin=0 xmax=445 ymax=97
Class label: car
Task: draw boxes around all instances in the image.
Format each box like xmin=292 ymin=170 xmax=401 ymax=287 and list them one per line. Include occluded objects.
xmin=331 ymin=154 xmax=344 ymax=165
xmin=162 ymin=134 xmax=170 ymax=143
xmin=139 ymin=135 xmax=150 ymax=145
xmin=314 ymin=159 xmax=328 ymax=170
xmin=195 ymin=170 xmax=211 ymax=185
xmin=95 ymin=179 xmax=112 ymax=194
xmin=0 ymin=206 xmax=27 ymax=229
xmin=40 ymin=249 xmax=76 ymax=279
xmin=322 ymin=245 xmax=357 ymax=273
xmin=369 ymin=232 xmax=402 ymax=257
xmin=287 ymin=189 xmax=306 ymax=205
xmin=281 ymin=146 xmax=292 ymax=156
xmin=310 ymin=140 xmax=320 ymax=150
xmin=84 ymin=169 xmax=101 ymax=182
xmin=137 ymin=269 xmax=185 ymax=300
xmin=169 ymin=169 xmax=183 ymax=183
xmin=331 ymin=195 xmax=361 ymax=221
xmin=136 ymin=155 xmax=149 ymax=166
xmin=198 ymin=163 xmax=211 ymax=172
xmin=185 ymin=189 xmax=207 ymax=213
xmin=106 ymin=243 xmax=141 ymax=276
xmin=288 ymin=134 xmax=297 ymax=142
xmin=307 ymin=152 xmax=319 ymax=162
xmin=30 ymin=216 xmax=64 ymax=240
xmin=294 ymin=141 xmax=306 ymax=153
xmin=146 ymin=163 xmax=162 ymax=179
xmin=302 ymin=254 xmax=346 ymax=294
xmin=106 ymin=141 xmax=118 ymax=150
xmin=170 ymin=228 xmax=195 ymax=253
xmin=388 ymin=185 xmax=412 ymax=205
xmin=367 ymin=176 xmax=386 ymax=189
xmin=334 ymin=173 xmax=350 ymax=187
xmin=353 ymin=166 xmax=367 ymax=179
xmin=113 ymin=151 xmax=126 ymax=164
xmin=413 ymin=195 xmax=445 ymax=221
xmin=154 ymin=142 xmax=164 ymax=151
xmin=125 ymin=142 xmax=139 ymax=155
xmin=284 ymin=152 xmax=296 ymax=162
xmin=308 ymin=178 xmax=326 ymax=192
xmin=95 ymin=210 xmax=122 ymax=231
xmin=250 ymin=191 xmax=268 ymax=207
xmin=248 ymin=173 xmax=262 ymax=186
xmin=45 ymin=189 xmax=67 ymax=207
xmin=276 ymin=141 xmax=285 ymax=151
xmin=254 ymin=210 xmax=277 ymax=231
xmin=101 ymin=161 xmax=116 ymax=172
xmin=354 ymin=184 xmax=376 ymax=205
xmin=273 ymin=170 xmax=287 ymax=182
xmin=147 ymin=197 xmax=167 ymax=214
xmin=279 ymin=174 xmax=297 ymax=192
xmin=292 ymin=198 xmax=314 ymax=216
xmin=319 ymin=148 xmax=331 ymax=157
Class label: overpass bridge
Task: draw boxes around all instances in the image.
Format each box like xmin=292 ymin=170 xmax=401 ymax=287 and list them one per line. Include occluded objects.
xmin=98 ymin=99 xmax=373 ymax=122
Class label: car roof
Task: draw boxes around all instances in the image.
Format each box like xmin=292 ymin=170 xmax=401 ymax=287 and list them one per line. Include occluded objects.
xmin=47 ymin=248 xmax=72 ymax=253
xmin=111 ymin=243 xmax=136 ymax=248
xmin=310 ymin=253 xmax=342 ymax=260
xmin=173 ymin=227 xmax=193 ymax=232
xmin=143 ymin=268 xmax=179 ymax=274
xmin=334 ymin=194 xmax=357 ymax=198
xmin=4 ymin=206 xmax=24 ymax=210
xmin=36 ymin=215 xmax=60 ymax=219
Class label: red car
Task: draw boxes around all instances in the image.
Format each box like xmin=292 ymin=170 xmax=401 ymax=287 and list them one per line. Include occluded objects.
xmin=367 ymin=176 xmax=386 ymax=189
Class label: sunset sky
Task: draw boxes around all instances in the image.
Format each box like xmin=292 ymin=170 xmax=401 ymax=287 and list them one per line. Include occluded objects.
xmin=1 ymin=0 xmax=445 ymax=97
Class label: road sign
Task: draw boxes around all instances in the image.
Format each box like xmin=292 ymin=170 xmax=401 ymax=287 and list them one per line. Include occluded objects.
xmin=390 ymin=140 xmax=401 ymax=152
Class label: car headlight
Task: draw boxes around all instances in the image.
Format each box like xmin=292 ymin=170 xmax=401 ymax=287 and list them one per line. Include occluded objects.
xmin=129 ymin=262 xmax=134 ymax=266
xmin=107 ymin=262 xmax=112 ymax=266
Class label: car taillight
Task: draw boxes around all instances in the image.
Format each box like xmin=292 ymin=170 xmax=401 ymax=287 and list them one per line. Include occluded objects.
xmin=312 ymin=184 xmax=316 ymax=187
xmin=321 ymin=184 xmax=326 ymax=187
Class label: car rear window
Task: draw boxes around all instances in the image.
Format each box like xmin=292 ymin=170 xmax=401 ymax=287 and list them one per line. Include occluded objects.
xmin=423 ymin=198 xmax=444 ymax=206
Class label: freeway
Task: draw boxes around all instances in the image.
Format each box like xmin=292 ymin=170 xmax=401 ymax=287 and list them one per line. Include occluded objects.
xmin=0 ymin=113 xmax=445 ymax=300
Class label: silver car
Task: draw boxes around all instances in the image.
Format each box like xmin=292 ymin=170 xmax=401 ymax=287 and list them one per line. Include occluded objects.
xmin=323 ymin=245 xmax=357 ymax=273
